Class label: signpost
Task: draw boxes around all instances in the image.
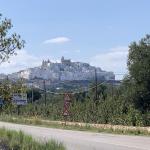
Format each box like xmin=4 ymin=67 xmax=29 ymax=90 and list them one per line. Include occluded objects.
xmin=12 ymin=93 xmax=27 ymax=105
xmin=63 ymin=93 xmax=71 ymax=124
xmin=12 ymin=93 xmax=27 ymax=115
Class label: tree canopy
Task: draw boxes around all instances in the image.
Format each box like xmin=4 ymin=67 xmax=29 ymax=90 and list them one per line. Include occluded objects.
xmin=127 ymin=35 xmax=150 ymax=112
xmin=0 ymin=13 xmax=25 ymax=63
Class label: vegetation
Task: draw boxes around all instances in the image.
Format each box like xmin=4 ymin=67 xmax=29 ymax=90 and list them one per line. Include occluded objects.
xmin=0 ymin=115 xmax=149 ymax=136
xmin=0 ymin=78 xmax=27 ymax=105
xmin=0 ymin=87 xmax=147 ymax=126
xmin=0 ymin=13 xmax=24 ymax=63
xmin=127 ymin=35 xmax=150 ymax=112
xmin=27 ymin=88 xmax=42 ymax=103
xmin=0 ymin=128 xmax=65 ymax=150
xmin=0 ymin=35 xmax=150 ymax=133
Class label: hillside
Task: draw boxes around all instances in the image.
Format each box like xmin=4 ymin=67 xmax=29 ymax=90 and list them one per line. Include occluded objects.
xmin=1 ymin=57 xmax=115 ymax=82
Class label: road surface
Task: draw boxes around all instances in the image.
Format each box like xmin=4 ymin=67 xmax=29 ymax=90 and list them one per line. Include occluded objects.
xmin=0 ymin=121 xmax=149 ymax=150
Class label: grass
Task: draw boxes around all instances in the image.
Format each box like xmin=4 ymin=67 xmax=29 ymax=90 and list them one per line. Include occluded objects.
xmin=0 ymin=127 xmax=65 ymax=150
xmin=0 ymin=114 xmax=150 ymax=136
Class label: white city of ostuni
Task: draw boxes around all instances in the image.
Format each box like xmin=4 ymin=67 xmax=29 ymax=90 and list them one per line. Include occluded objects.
xmin=2 ymin=57 xmax=115 ymax=81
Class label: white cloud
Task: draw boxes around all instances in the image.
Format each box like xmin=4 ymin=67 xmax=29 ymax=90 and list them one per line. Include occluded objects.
xmin=74 ymin=49 xmax=81 ymax=53
xmin=90 ymin=46 xmax=129 ymax=79
xmin=43 ymin=36 xmax=71 ymax=44
xmin=0 ymin=50 xmax=41 ymax=74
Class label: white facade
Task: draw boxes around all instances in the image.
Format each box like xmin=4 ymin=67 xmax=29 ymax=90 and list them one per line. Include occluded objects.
xmin=1 ymin=58 xmax=115 ymax=81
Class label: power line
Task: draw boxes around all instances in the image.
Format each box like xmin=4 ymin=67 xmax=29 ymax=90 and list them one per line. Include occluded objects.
xmin=30 ymin=72 xmax=125 ymax=96
xmin=33 ymin=81 xmax=107 ymax=95
xmin=114 ymin=73 xmax=126 ymax=75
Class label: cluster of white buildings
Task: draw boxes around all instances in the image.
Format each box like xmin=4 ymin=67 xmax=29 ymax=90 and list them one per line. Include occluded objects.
xmin=1 ymin=57 xmax=115 ymax=82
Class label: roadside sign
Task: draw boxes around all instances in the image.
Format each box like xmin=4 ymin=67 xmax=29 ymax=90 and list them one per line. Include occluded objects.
xmin=63 ymin=93 xmax=71 ymax=117
xmin=12 ymin=93 xmax=27 ymax=105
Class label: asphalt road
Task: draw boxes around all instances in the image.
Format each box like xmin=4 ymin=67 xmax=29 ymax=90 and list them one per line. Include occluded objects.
xmin=0 ymin=121 xmax=149 ymax=150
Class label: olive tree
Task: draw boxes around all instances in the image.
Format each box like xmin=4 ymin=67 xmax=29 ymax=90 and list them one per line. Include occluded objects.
xmin=0 ymin=13 xmax=25 ymax=63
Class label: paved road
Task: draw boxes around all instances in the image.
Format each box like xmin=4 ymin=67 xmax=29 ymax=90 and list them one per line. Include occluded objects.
xmin=0 ymin=122 xmax=149 ymax=150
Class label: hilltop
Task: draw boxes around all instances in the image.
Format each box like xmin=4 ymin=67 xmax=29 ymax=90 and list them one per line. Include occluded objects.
xmin=0 ymin=57 xmax=115 ymax=82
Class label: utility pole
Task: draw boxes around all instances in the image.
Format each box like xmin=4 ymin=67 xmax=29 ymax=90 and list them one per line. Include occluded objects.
xmin=111 ymin=80 xmax=114 ymax=99
xmin=17 ymin=105 xmax=20 ymax=115
xmin=31 ymin=82 xmax=34 ymax=103
xmin=43 ymin=80 xmax=47 ymax=106
xmin=95 ymin=68 xmax=98 ymax=102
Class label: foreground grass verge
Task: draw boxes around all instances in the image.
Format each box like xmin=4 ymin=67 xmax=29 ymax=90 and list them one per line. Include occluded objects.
xmin=0 ymin=114 xmax=150 ymax=136
xmin=0 ymin=127 xmax=65 ymax=150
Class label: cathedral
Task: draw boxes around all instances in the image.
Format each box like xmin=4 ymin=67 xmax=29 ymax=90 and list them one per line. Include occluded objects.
xmin=41 ymin=59 xmax=51 ymax=68
xmin=61 ymin=56 xmax=71 ymax=65
xmin=41 ymin=56 xmax=71 ymax=68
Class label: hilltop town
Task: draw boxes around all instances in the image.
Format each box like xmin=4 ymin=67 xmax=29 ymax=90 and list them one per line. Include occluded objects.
xmin=2 ymin=57 xmax=114 ymax=82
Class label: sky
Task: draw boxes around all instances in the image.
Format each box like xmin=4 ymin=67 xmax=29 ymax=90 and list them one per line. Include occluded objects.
xmin=0 ymin=0 xmax=150 ymax=79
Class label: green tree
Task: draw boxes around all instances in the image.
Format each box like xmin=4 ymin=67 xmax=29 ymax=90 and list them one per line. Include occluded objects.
xmin=12 ymin=79 xmax=27 ymax=94
xmin=0 ymin=13 xmax=25 ymax=62
xmin=27 ymin=88 xmax=41 ymax=102
xmin=0 ymin=78 xmax=12 ymax=103
xmin=127 ymin=35 xmax=150 ymax=112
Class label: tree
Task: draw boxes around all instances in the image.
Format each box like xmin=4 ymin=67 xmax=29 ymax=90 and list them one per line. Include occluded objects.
xmin=0 ymin=78 xmax=27 ymax=104
xmin=127 ymin=35 xmax=150 ymax=112
xmin=27 ymin=88 xmax=41 ymax=102
xmin=0 ymin=13 xmax=25 ymax=63
xmin=89 ymin=83 xmax=108 ymax=101
xmin=0 ymin=78 xmax=12 ymax=103
xmin=12 ymin=79 xmax=27 ymax=94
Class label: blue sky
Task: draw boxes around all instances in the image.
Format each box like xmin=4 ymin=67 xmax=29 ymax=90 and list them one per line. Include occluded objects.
xmin=0 ymin=0 xmax=150 ymax=79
